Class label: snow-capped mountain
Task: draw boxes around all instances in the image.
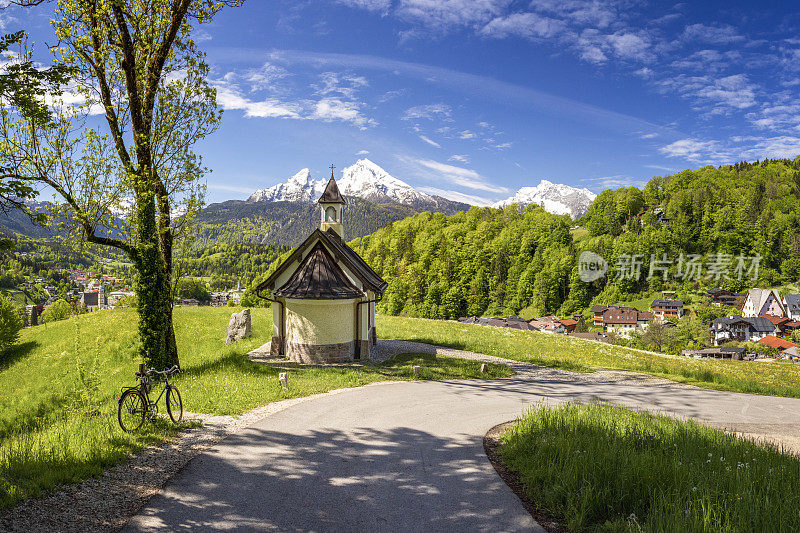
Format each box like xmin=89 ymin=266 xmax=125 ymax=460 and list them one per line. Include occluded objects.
xmin=247 ymin=168 xmax=327 ymax=203
xmin=248 ymin=159 xmax=467 ymax=213
xmin=338 ymin=159 xmax=432 ymax=206
xmin=492 ymin=180 xmax=596 ymax=219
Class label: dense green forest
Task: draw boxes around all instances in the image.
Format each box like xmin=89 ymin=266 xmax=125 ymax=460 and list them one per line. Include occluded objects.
xmin=338 ymin=158 xmax=800 ymax=319
xmin=179 ymin=242 xmax=289 ymax=289
xmin=579 ymin=158 xmax=800 ymax=300
xmin=350 ymin=205 xmax=576 ymax=319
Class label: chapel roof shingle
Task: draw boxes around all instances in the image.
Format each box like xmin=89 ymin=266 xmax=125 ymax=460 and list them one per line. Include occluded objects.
xmin=273 ymin=242 xmax=363 ymax=299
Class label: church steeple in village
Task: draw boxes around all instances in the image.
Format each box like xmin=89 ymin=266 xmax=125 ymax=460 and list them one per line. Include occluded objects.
xmin=318 ymin=165 xmax=346 ymax=238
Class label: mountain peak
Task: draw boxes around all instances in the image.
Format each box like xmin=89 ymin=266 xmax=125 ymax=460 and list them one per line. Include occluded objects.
xmin=493 ymin=180 xmax=596 ymax=219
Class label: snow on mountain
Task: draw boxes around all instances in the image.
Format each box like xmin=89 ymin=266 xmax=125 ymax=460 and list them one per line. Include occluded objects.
xmin=338 ymin=159 xmax=433 ymax=206
xmin=247 ymin=168 xmax=327 ymax=203
xmin=248 ymin=159 xmax=444 ymax=209
xmin=492 ymin=180 xmax=596 ymax=219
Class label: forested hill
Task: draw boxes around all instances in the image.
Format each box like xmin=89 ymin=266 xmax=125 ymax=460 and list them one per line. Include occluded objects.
xmin=579 ymin=158 xmax=800 ymax=297
xmin=194 ymin=197 xmax=419 ymax=247
xmin=350 ymin=205 xmax=576 ymax=319
xmin=334 ymin=157 xmax=800 ymax=320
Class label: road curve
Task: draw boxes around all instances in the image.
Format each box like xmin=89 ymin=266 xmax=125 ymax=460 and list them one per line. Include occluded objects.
xmin=124 ymin=346 xmax=800 ymax=532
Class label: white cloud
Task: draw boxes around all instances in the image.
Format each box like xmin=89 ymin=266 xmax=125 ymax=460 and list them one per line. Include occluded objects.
xmin=643 ymin=164 xmax=677 ymax=172
xmin=640 ymin=133 xmax=658 ymax=139
xmin=402 ymin=103 xmax=452 ymax=120
xmin=659 ymin=135 xmax=800 ymax=164
xmin=214 ymin=81 xmax=302 ymax=118
xmin=493 ymin=141 xmax=512 ymax=150
xmin=408 ymin=157 xmax=508 ymax=193
xmin=583 ymin=175 xmax=646 ymax=189
xmin=480 ymin=12 xmax=565 ymax=40
xmin=681 ymin=23 xmax=746 ymax=45
xmin=207 ymin=183 xmax=257 ymax=194
xmin=459 ymin=130 xmax=476 ymax=139
xmin=605 ymin=32 xmax=652 ymax=61
xmin=242 ymin=63 xmax=290 ymax=92
xmin=656 ymin=74 xmax=758 ymax=115
xmin=418 ymin=134 xmax=441 ymax=148
xmin=310 ymin=97 xmax=376 ymax=129
xmin=335 ymin=0 xmax=391 ymax=13
xmin=659 ymin=138 xmax=720 ymax=162
xmin=418 ymin=186 xmax=493 ymax=206
xmin=356 ymin=149 xmax=370 ymax=156
xmin=448 ymin=154 xmax=470 ymax=163
xmin=314 ymin=72 xmax=369 ymax=98
xmin=213 ymin=70 xmax=375 ymax=128
xmin=396 ymin=0 xmax=509 ymax=31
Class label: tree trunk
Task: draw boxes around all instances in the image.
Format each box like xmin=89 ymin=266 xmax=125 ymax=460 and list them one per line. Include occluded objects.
xmin=132 ymin=191 xmax=172 ymax=369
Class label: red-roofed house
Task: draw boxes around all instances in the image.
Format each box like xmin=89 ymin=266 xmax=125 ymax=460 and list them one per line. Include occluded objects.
xmin=757 ymin=335 xmax=798 ymax=351
xmin=761 ymin=315 xmax=792 ymax=336
xmin=559 ymin=318 xmax=579 ymax=333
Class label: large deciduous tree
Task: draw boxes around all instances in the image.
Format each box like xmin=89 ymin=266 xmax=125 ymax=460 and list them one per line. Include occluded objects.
xmin=0 ymin=0 xmax=241 ymax=368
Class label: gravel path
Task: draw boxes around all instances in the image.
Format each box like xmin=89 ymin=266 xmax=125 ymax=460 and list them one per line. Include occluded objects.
xmin=4 ymin=339 xmax=800 ymax=532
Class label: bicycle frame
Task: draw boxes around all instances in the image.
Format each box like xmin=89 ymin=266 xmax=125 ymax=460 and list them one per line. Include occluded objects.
xmin=121 ymin=375 xmax=170 ymax=416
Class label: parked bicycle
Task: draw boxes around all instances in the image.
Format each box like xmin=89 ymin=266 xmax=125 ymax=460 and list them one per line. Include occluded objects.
xmin=118 ymin=363 xmax=183 ymax=431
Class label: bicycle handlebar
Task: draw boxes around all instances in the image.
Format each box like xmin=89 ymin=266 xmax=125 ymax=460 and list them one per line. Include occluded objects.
xmin=146 ymin=365 xmax=180 ymax=376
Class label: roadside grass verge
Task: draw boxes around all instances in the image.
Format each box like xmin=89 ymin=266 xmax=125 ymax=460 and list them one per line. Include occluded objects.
xmin=377 ymin=315 xmax=800 ymax=398
xmin=0 ymin=308 xmax=508 ymax=510
xmin=499 ymin=403 xmax=800 ymax=532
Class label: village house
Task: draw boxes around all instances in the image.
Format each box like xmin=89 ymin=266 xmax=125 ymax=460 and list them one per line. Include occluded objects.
xmin=742 ymin=288 xmax=785 ymax=318
xmin=107 ymin=291 xmax=135 ymax=307
xmin=255 ymin=172 xmax=387 ymax=363
xmin=784 ymin=294 xmax=800 ymax=321
xmin=595 ymin=306 xmax=653 ymax=338
xmin=649 ymin=299 xmax=685 ymax=320
xmin=210 ymin=292 xmax=229 ymax=307
xmin=761 ymin=315 xmax=792 ymax=336
xmin=527 ymin=317 xmax=565 ymax=333
xmin=80 ymin=289 xmax=107 ymax=311
xmin=706 ymin=288 xmax=745 ymax=307
xmin=227 ymin=282 xmax=245 ymax=305
xmin=710 ymin=316 xmax=776 ymax=346
xmin=681 ymin=346 xmax=748 ymax=359
xmin=758 ymin=335 xmax=798 ymax=352
xmin=559 ymin=317 xmax=580 ymax=333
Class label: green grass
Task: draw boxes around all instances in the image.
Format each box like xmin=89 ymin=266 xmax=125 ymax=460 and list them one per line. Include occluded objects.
xmin=0 ymin=308 xmax=509 ymax=510
xmin=377 ymin=315 xmax=800 ymax=397
xmin=500 ymin=403 xmax=800 ymax=532
xmin=0 ymin=288 xmax=33 ymax=306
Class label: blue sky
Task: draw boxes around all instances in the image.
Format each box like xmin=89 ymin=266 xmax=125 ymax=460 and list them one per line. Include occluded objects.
xmin=12 ymin=1 xmax=800 ymax=205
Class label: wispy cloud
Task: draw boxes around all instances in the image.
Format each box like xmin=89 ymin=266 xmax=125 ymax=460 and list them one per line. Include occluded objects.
xmin=448 ymin=154 xmax=470 ymax=163
xmin=211 ymin=69 xmax=376 ymax=128
xmin=418 ymin=134 xmax=441 ymax=148
xmin=261 ymin=49 xmax=675 ymax=135
xmin=402 ymin=103 xmax=452 ymax=121
xmin=400 ymin=156 xmax=508 ymax=193
xmin=206 ymin=183 xmax=258 ymax=195
xmin=418 ymin=186 xmax=493 ymax=206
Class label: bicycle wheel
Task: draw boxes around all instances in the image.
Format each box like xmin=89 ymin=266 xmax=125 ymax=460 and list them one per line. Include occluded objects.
xmin=166 ymin=385 xmax=183 ymax=423
xmin=118 ymin=389 xmax=146 ymax=432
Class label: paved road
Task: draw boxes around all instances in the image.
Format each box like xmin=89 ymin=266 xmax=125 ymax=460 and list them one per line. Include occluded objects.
xmin=125 ymin=347 xmax=800 ymax=532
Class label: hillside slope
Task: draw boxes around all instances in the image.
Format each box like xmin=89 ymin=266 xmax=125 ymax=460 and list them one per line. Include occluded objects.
xmin=195 ymin=197 xmax=419 ymax=247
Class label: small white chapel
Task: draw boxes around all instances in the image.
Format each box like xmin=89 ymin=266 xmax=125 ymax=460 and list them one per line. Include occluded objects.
xmin=255 ymin=170 xmax=387 ymax=364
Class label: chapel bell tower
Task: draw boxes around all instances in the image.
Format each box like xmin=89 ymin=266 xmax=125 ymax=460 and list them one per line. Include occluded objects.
xmin=318 ymin=165 xmax=346 ymax=238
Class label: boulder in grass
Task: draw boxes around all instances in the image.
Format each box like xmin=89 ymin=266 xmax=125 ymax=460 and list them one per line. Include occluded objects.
xmin=226 ymin=308 xmax=251 ymax=344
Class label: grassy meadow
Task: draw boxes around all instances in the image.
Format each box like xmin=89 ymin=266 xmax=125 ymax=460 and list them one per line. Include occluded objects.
xmin=377 ymin=315 xmax=800 ymax=398
xmin=500 ymin=404 xmax=800 ymax=532
xmin=0 ymin=307 xmax=508 ymax=510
